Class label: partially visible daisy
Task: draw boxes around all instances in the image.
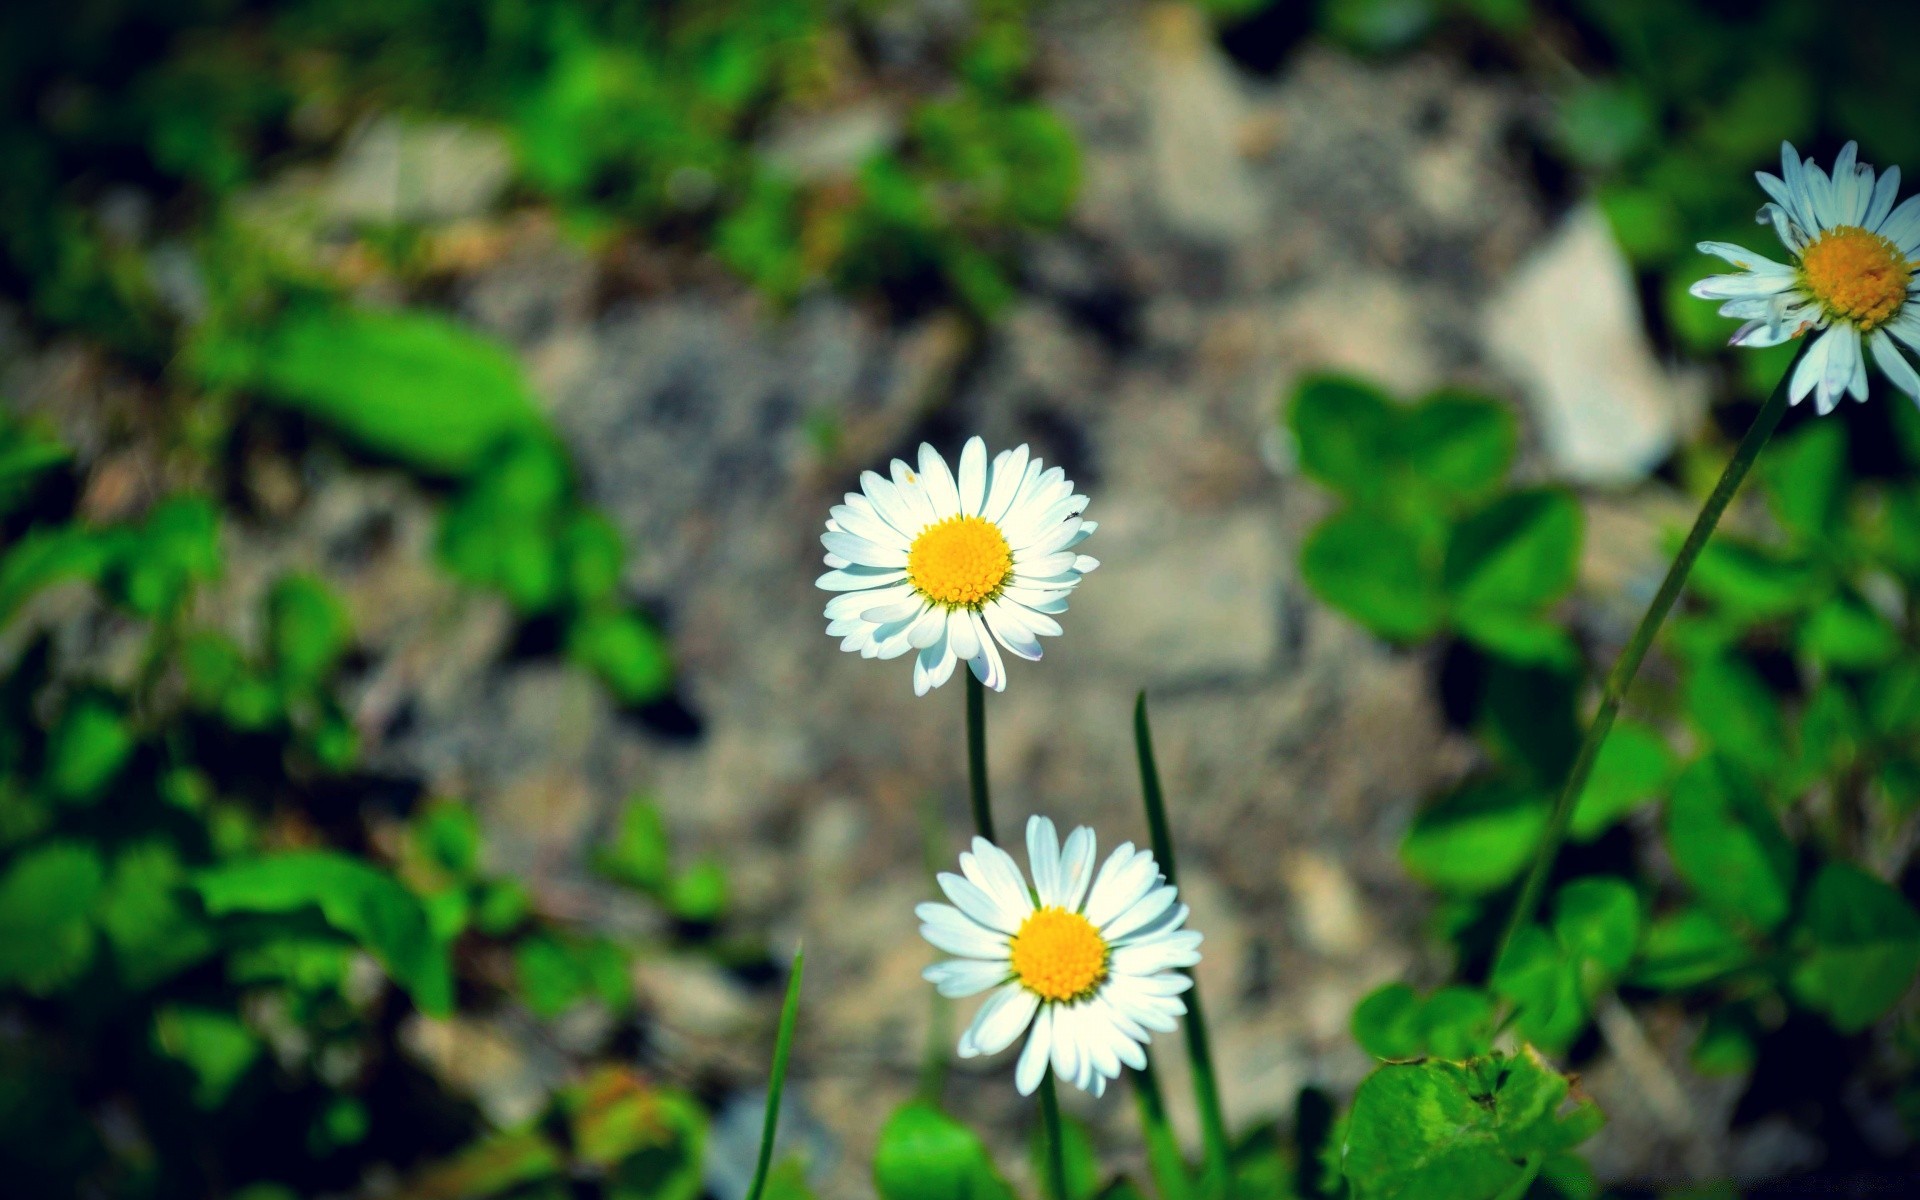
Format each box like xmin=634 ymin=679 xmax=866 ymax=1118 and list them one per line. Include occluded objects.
xmin=817 ymin=438 xmax=1098 ymax=695
xmin=1692 ymin=140 xmax=1920 ymax=414
xmin=917 ymin=816 xmax=1201 ymax=1098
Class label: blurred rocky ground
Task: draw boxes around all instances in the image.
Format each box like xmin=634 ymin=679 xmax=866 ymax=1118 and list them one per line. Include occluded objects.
xmin=3 ymin=2 xmax=1774 ymax=1196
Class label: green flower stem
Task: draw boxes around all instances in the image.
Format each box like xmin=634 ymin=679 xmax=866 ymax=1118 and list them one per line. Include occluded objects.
xmin=1492 ymin=343 xmax=1806 ymax=968
xmin=745 ymin=944 xmax=805 ymax=1200
xmin=1038 ymin=1071 xmax=1072 ymax=1200
xmin=966 ymin=671 xmax=996 ymax=844
xmin=1135 ymin=693 xmax=1235 ymax=1200
xmin=1131 ymin=1052 xmax=1195 ymax=1200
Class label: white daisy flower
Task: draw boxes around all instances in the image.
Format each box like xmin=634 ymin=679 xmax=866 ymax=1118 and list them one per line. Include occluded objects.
xmin=816 ymin=438 xmax=1098 ymax=695
xmin=1692 ymin=140 xmax=1920 ymax=414
xmin=917 ymin=816 xmax=1202 ymax=1098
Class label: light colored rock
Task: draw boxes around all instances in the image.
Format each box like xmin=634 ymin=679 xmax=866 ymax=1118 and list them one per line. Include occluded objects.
xmin=1483 ymin=202 xmax=1705 ymax=485
xmin=1140 ymin=4 xmax=1262 ymax=243
xmin=402 ymin=1015 xmax=553 ymax=1127
xmin=634 ymin=955 xmax=758 ymax=1042
xmin=1283 ymin=850 xmax=1374 ymax=958
xmin=761 ymin=102 xmax=899 ymax=182
xmin=326 ymin=115 xmax=513 ymax=224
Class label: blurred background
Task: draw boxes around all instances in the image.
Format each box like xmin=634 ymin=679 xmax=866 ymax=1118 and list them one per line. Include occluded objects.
xmin=7 ymin=0 xmax=1920 ymax=1196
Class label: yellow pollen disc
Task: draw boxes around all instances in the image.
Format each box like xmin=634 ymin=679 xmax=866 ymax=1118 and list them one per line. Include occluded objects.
xmin=906 ymin=515 xmax=1012 ymax=609
xmin=1010 ymin=907 xmax=1109 ymax=1003
xmin=1801 ymin=225 xmax=1912 ymax=330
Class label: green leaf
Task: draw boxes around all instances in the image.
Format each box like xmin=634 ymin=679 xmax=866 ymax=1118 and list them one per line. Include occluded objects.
xmin=595 ymin=795 xmax=673 ymax=894
xmin=1764 ymin=421 xmax=1847 ymax=543
xmin=563 ymin=511 xmax=627 ymax=605
xmin=1402 ymin=392 xmax=1518 ymax=507
xmin=1301 ymin=509 xmax=1443 ymax=641
xmin=873 ymin=1102 xmax=1017 ymax=1200
xmin=1353 ymin=983 xmax=1425 ymax=1060
xmin=0 ymin=841 xmax=104 ymax=993
xmin=1629 ymin=908 xmax=1751 ymax=991
xmin=236 ymin=307 xmax=545 ymax=476
xmin=669 ymin=857 xmax=729 ymax=923
xmin=117 ymin=497 xmax=222 ymax=615
xmin=0 ymin=419 xmax=68 ymax=518
xmin=1455 ymin=609 xmax=1579 ymax=668
xmin=1553 ymin=877 xmax=1640 ymax=977
xmin=267 ymin=574 xmax=350 ymax=688
xmin=569 ymin=609 xmax=674 ymax=703
xmin=1418 ymin=987 xmax=1496 ymax=1060
xmin=1443 ymin=489 xmax=1581 ymax=613
xmin=1664 ymin=756 xmax=1794 ymax=934
xmin=1402 ymin=778 xmax=1547 ymax=896
xmin=1491 ymin=927 xmax=1585 ymax=1051
xmin=153 ymin=1006 xmax=259 ymax=1107
xmin=406 ymin=1130 xmax=566 ymax=1200
xmin=45 ymin=694 xmax=135 ymax=802
xmin=1690 ymin=1009 xmax=1757 ymax=1077
xmin=1554 ymin=81 xmax=1654 ymax=169
xmin=1799 ymin=596 xmax=1900 ymax=669
xmin=1688 ymin=541 xmax=1821 ymax=622
xmin=1570 ymin=722 xmax=1672 ymax=840
xmin=1290 ymin=375 xmax=1399 ymax=506
xmin=195 ymin=852 xmax=452 ymax=1014
xmin=0 ymin=525 xmax=116 ymax=625
xmin=97 ymin=842 xmax=213 ymax=990
xmin=1341 ymin=1049 xmax=1603 ymax=1200
xmin=1686 ymin=657 xmax=1790 ymax=777
xmin=1789 ymin=863 xmax=1920 ymax=1033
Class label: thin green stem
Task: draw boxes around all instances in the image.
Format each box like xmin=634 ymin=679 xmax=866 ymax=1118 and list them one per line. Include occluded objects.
xmin=966 ymin=671 xmax=995 ymax=843
xmin=744 ymin=944 xmax=805 ymax=1200
xmin=1134 ymin=693 xmax=1234 ymax=1200
xmin=1038 ymin=1072 xmax=1071 ymax=1200
xmin=1492 ymin=345 xmax=1805 ymax=969
xmin=1131 ymin=1052 xmax=1194 ymax=1200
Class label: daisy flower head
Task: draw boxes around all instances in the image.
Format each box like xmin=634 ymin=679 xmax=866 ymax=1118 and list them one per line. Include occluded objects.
xmin=1692 ymin=140 xmax=1920 ymax=414
xmin=917 ymin=816 xmax=1202 ymax=1098
xmin=816 ymin=438 xmax=1098 ymax=695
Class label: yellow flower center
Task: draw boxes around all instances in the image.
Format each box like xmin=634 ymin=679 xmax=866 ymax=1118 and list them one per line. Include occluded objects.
xmin=906 ymin=515 xmax=1012 ymax=609
xmin=1801 ymin=225 xmax=1912 ymax=330
xmin=1009 ymin=907 xmax=1109 ymax=1003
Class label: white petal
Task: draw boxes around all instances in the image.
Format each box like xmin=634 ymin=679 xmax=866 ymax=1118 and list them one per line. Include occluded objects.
xmin=969 ymin=624 xmax=1007 ymax=693
xmin=863 ymin=597 xmax=926 ymax=624
xmin=982 ymin=599 xmax=1044 ymax=662
xmin=1866 ymin=164 xmax=1903 ymax=232
xmin=1103 ymin=884 xmax=1180 ymax=943
xmin=960 ymin=983 xmax=1039 ymax=1058
xmin=1084 ymin=845 xmax=1155 ymax=929
xmin=1058 ymin=827 xmax=1097 ymax=913
xmin=1884 ymin=195 xmax=1920 ymax=257
xmin=924 ymin=958 xmax=1009 ymax=998
xmin=957 ymin=437 xmax=988 ymax=516
xmin=1027 ymin=816 xmax=1064 ymax=908
xmin=939 ymin=871 xmax=1024 ymax=934
xmin=914 ymin=635 xmax=957 ymax=696
xmin=917 ymin=903 xmax=1011 ymax=959
xmin=817 ymin=566 xmax=906 ymax=592
xmin=1695 ymin=241 xmax=1791 ymax=273
xmin=1872 ymin=329 xmax=1920 ymax=399
xmin=890 ymin=458 xmax=940 ymax=527
xmin=1820 ymin=324 xmax=1862 ymax=414
xmin=1050 ymin=1004 xmax=1085 ymax=1090
xmin=961 ymin=837 xmax=1036 ymax=925
xmin=825 ymin=584 xmax=911 ymax=620
xmin=1690 ymin=272 xmax=1795 ymax=301
xmin=982 ymin=445 xmax=1031 ymax=526
xmin=1015 ymin=1006 xmax=1053 ymax=1096
xmin=1791 ymin=327 xmax=1837 ymax=407
xmin=918 ymin=443 xmax=963 ymax=519
xmin=1113 ymin=931 xmax=1203 ymax=975
xmin=947 ymin=607 xmax=981 ymax=661
xmin=860 ymin=470 xmax=922 ymax=537
xmin=906 ymin=603 xmax=947 ymax=649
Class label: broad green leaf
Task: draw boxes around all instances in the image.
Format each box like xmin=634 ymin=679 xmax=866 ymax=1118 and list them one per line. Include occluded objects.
xmin=569 ymin=609 xmax=675 ymax=704
xmin=267 ymin=574 xmax=349 ymax=688
xmin=561 ymin=1066 xmax=706 ymax=1189
xmin=1553 ymin=877 xmax=1640 ymax=976
xmin=1555 ymin=80 xmax=1654 ymax=169
xmin=1455 ymin=608 xmax=1578 ymax=668
xmin=1352 ymin=983 xmax=1425 ymax=1060
xmin=1570 ymin=722 xmax=1672 ymax=840
xmin=195 ymin=852 xmax=452 ymax=1013
xmin=1629 ymin=908 xmax=1751 ymax=991
xmin=117 ymin=497 xmax=221 ymax=616
xmin=1799 ymin=596 xmax=1899 ymax=669
xmin=1685 ymin=657 xmax=1789 ymax=777
xmin=0 ymin=841 xmax=104 ymax=993
xmin=1341 ymin=1048 xmax=1603 ymax=1200
xmin=1301 ymin=509 xmax=1443 ymax=641
xmin=1402 ymin=392 xmax=1516 ymax=507
xmin=1690 ymin=1009 xmax=1757 ymax=1077
xmin=874 ymin=1102 xmax=1017 ymax=1200
xmin=45 ymin=695 xmax=134 ymax=802
xmin=1789 ymin=863 xmax=1920 ymax=1033
xmin=563 ymin=511 xmax=627 ymax=605
xmin=1478 ymin=661 xmax=1580 ymax=790
xmin=1764 ymin=421 xmax=1847 ymax=543
xmin=1418 ymin=987 xmax=1495 ymax=1060
xmin=1290 ymin=375 xmax=1398 ymax=505
xmin=1443 ymin=489 xmax=1581 ymax=612
xmin=1491 ymin=927 xmax=1585 ymax=1051
xmin=595 ymin=795 xmax=673 ymax=894
xmin=152 ymin=1006 xmax=259 ymax=1107
xmin=0 ymin=419 xmax=67 ymax=518
xmin=97 ymin=842 xmax=213 ymax=990
xmin=1688 ymin=541 xmax=1820 ymax=622
xmin=237 ymin=307 xmax=545 ymax=476
xmin=1402 ymin=778 xmax=1547 ymax=896
xmin=668 ymin=858 xmax=729 ymax=923
xmin=0 ymin=525 xmax=117 ymax=625
xmin=1664 ymin=757 xmax=1794 ymax=934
